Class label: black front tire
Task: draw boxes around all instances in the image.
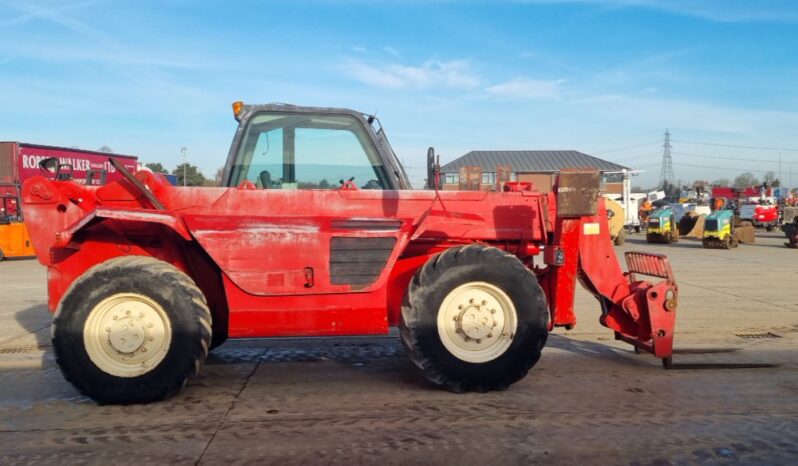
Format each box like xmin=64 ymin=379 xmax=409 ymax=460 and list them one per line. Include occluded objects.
xmin=52 ymin=256 xmax=211 ymax=404
xmin=400 ymin=244 xmax=549 ymax=393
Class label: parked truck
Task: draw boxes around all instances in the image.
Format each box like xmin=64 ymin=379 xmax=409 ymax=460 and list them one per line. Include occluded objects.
xmin=0 ymin=142 xmax=138 ymax=260
xmin=21 ymin=103 xmax=679 ymax=404
xmin=0 ymin=142 xmax=138 ymax=189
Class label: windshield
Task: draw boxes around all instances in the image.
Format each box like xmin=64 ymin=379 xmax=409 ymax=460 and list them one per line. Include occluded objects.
xmin=229 ymin=112 xmax=389 ymax=189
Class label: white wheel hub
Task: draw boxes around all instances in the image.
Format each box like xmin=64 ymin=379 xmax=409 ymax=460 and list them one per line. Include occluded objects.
xmin=437 ymin=281 xmax=518 ymax=363
xmin=83 ymin=293 xmax=172 ymax=377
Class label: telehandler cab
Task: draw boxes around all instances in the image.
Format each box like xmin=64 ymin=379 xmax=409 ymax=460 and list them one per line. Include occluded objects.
xmin=21 ymin=103 xmax=679 ymax=404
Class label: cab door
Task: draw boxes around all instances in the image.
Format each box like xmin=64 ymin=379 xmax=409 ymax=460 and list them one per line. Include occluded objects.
xmin=188 ymin=111 xmax=402 ymax=296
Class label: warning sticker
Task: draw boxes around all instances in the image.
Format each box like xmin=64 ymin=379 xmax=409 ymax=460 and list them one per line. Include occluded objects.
xmin=583 ymin=223 xmax=600 ymax=235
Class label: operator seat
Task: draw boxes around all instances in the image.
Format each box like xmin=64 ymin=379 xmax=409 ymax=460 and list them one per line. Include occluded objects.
xmin=259 ymin=170 xmax=272 ymax=189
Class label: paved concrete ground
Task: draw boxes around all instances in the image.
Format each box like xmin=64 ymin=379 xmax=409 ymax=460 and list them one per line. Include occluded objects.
xmin=0 ymin=232 xmax=796 ymax=465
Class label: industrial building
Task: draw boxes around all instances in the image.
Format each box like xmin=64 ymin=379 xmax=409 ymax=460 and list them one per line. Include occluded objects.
xmin=440 ymin=150 xmax=629 ymax=193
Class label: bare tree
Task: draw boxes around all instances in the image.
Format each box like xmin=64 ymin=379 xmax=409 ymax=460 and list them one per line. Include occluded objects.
xmin=733 ymin=172 xmax=759 ymax=189
xmin=763 ymin=171 xmax=781 ymax=187
xmin=711 ymin=178 xmax=731 ymax=187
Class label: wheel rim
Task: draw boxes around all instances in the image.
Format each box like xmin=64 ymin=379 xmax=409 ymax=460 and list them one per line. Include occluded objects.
xmin=437 ymin=281 xmax=518 ymax=363
xmin=83 ymin=293 xmax=172 ymax=377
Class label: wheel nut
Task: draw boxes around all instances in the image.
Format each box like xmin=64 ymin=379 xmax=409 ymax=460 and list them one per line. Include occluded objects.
xmin=488 ymin=334 xmax=493 ymax=338
xmin=141 ymin=348 xmax=147 ymax=353
xmin=139 ymin=313 xmax=144 ymax=318
xmin=125 ymin=310 xmax=130 ymax=315
xmin=481 ymin=300 xmax=487 ymax=305
xmin=453 ymin=316 xmax=459 ymax=321
xmin=477 ymin=339 xmax=482 ymax=344
xmin=491 ymin=309 xmax=496 ymax=314
xmin=469 ymin=298 xmax=474 ymax=304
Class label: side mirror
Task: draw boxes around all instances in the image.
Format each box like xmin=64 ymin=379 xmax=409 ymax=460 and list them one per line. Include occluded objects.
xmin=426 ymin=147 xmax=436 ymax=189
xmin=38 ymin=157 xmax=59 ymax=177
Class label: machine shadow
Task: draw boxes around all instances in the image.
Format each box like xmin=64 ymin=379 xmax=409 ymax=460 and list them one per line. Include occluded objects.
xmin=9 ymin=303 xmax=51 ymax=348
xmin=546 ymin=334 xmax=650 ymax=367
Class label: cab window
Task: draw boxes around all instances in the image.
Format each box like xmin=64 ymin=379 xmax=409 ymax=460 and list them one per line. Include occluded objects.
xmin=230 ymin=112 xmax=388 ymax=189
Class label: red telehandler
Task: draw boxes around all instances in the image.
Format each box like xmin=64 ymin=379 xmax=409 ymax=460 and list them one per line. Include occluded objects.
xmin=21 ymin=103 xmax=678 ymax=404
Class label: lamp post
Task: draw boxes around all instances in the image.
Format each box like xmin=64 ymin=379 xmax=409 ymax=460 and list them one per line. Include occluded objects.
xmin=180 ymin=147 xmax=187 ymax=186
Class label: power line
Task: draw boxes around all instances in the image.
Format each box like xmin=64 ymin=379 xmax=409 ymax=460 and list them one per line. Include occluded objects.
xmin=611 ymin=152 xmax=662 ymax=163
xmin=633 ymin=162 xmax=662 ymax=170
xmin=671 ymin=151 xmax=783 ymax=164
xmin=673 ymin=139 xmax=798 ymax=152
xmin=673 ymin=161 xmax=780 ymax=175
xmin=594 ymin=140 xmax=662 ymax=154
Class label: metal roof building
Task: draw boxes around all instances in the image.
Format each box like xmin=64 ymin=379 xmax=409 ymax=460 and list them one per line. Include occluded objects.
xmin=440 ymin=150 xmax=629 ymax=193
xmin=440 ymin=150 xmax=629 ymax=174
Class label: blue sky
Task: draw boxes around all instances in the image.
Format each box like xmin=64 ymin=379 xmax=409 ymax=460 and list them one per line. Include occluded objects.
xmin=2 ymin=0 xmax=798 ymax=188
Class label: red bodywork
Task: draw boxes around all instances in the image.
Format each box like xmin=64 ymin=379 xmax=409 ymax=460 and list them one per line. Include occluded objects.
xmin=753 ymin=204 xmax=779 ymax=225
xmin=21 ymin=168 xmax=678 ymax=360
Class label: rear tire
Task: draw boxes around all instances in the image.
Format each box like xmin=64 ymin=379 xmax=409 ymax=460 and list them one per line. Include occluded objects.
xmin=52 ymin=256 xmax=211 ymax=404
xmin=0 ymin=248 xmax=4 ymax=261
xmin=400 ymin=244 xmax=548 ymax=392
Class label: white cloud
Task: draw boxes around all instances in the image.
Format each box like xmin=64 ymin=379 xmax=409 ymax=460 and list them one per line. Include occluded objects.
xmin=2 ymin=0 xmax=110 ymax=41
xmin=486 ymin=78 xmax=565 ymax=99
xmin=340 ymin=58 xmax=481 ymax=90
xmin=351 ymin=45 xmax=367 ymax=53
xmin=383 ymin=46 xmax=402 ymax=58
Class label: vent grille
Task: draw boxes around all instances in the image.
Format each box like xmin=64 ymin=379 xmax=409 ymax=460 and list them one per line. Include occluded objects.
xmin=330 ymin=237 xmax=396 ymax=286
